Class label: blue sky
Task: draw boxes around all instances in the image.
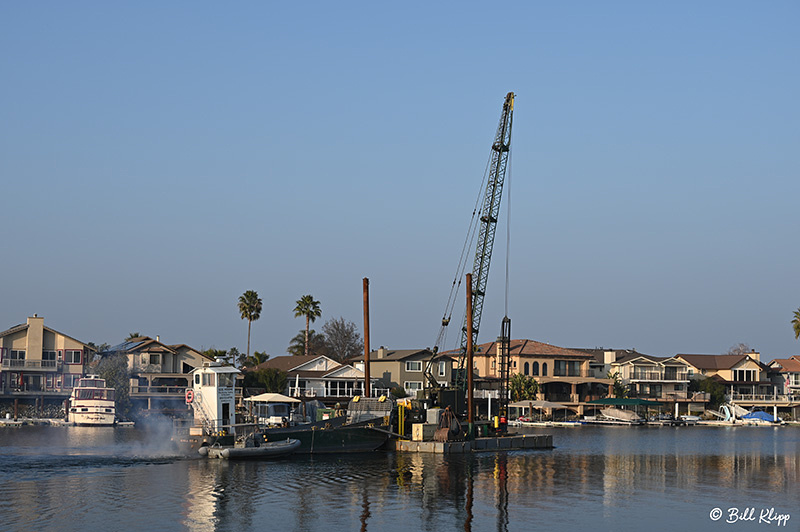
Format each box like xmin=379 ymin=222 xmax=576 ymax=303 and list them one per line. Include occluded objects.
xmin=2 ymin=2 xmax=798 ymax=359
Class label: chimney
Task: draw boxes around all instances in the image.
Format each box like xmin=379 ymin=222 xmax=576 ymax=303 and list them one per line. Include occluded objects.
xmin=377 ymin=346 xmax=386 ymax=359
xmin=750 ymin=350 xmax=760 ymax=362
xmin=604 ymin=350 xmax=616 ymax=365
xmin=156 ymin=335 xmax=160 ymax=343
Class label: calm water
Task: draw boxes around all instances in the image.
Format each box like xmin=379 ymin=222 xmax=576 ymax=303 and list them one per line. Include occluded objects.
xmin=0 ymin=424 xmax=798 ymax=532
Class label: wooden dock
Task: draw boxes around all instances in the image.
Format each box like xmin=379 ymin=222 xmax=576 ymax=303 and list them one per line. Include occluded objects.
xmin=394 ymin=434 xmax=552 ymax=454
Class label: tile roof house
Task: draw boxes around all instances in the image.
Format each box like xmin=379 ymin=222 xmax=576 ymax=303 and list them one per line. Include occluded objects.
xmin=1 ymin=315 xmax=94 ymax=405
xmin=469 ymin=339 xmax=613 ymax=410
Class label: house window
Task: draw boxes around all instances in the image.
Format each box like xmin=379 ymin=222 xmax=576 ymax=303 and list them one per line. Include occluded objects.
xmin=524 ymin=362 xmax=529 ymax=376
xmin=202 ymin=373 xmax=216 ymax=386
xmin=542 ymin=363 xmax=548 ymax=376
xmin=64 ymin=350 xmax=81 ymax=364
xmin=46 ymin=374 xmax=55 ymax=389
xmin=9 ymin=350 xmax=25 ymax=367
xmin=532 ymin=362 xmax=539 ymax=376
xmin=437 ymin=361 xmax=447 ymax=377
xmin=404 ymin=381 xmax=423 ymax=392
xmin=62 ymin=374 xmax=80 ymax=388
xmin=733 ymin=369 xmax=756 ymax=382
xmin=405 ymin=361 xmax=422 ymax=372
xmin=42 ymin=351 xmax=57 ymax=368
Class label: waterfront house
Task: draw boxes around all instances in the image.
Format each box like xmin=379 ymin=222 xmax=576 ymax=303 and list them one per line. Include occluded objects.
xmin=0 ymin=315 xmax=93 ymax=410
xmin=470 ymin=339 xmax=613 ymax=415
xmin=251 ymin=355 xmax=384 ymax=404
xmin=767 ymin=356 xmax=800 ymax=396
xmin=609 ymin=353 xmax=709 ymax=412
xmin=675 ymin=352 xmax=774 ymax=397
xmin=350 ymin=347 xmax=454 ymax=396
xmin=101 ymin=336 xmax=214 ymax=414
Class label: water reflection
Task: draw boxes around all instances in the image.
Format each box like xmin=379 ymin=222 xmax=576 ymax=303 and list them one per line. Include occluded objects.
xmin=1 ymin=426 xmax=799 ymax=531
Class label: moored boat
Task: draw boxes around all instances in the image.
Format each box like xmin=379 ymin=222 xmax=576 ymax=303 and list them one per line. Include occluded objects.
xmin=200 ymin=437 xmax=301 ymax=460
xmin=68 ymin=375 xmax=116 ymax=426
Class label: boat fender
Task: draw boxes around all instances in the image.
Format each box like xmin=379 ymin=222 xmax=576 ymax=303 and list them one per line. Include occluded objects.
xmin=353 ymin=396 xmax=360 ymax=402
xmin=378 ymin=395 xmax=386 ymax=402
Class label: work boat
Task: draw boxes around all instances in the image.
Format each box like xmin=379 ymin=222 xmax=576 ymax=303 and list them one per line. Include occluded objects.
xmin=68 ymin=375 xmax=116 ymax=426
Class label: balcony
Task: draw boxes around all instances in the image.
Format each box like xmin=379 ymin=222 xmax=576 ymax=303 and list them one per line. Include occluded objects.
xmin=729 ymin=393 xmax=800 ymax=404
xmin=288 ymin=386 xmax=390 ymax=399
xmin=629 ymin=370 xmax=688 ymax=382
xmin=130 ymin=385 xmax=187 ymax=397
xmin=1 ymin=360 xmax=61 ymax=371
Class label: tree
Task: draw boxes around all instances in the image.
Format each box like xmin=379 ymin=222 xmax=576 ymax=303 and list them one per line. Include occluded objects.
xmin=689 ymin=377 xmax=727 ymax=408
xmin=288 ymin=329 xmax=328 ymax=357
xmin=294 ymin=295 xmax=322 ymax=357
xmin=322 ymin=317 xmax=363 ymax=362
xmin=202 ymin=348 xmax=228 ymax=362
xmin=607 ymin=371 xmax=628 ymax=398
xmin=244 ymin=368 xmax=288 ymax=394
xmin=792 ymin=308 xmax=800 ymax=340
xmin=229 ymin=347 xmax=242 ymax=367
xmin=126 ymin=332 xmax=141 ymax=341
xmin=238 ymin=290 xmax=263 ymax=361
xmin=96 ymin=352 xmax=132 ymax=420
xmin=246 ymin=350 xmax=270 ymax=368
xmin=726 ymin=343 xmax=752 ymax=356
xmin=509 ymin=373 xmax=538 ymax=402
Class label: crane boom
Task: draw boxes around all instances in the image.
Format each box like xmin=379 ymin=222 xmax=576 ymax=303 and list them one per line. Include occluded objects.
xmin=452 ymin=91 xmax=514 ymax=388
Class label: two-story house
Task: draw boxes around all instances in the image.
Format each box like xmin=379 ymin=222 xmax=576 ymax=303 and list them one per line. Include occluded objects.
xmin=101 ymin=336 xmax=213 ymax=414
xmin=252 ymin=355 xmax=384 ymax=404
xmin=349 ymin=347 xmax=453 ymax=397
xmin=0 ymin=315 xmax=93 ymax=410
xmin=470 ymin=339 xmax=612 ymax=415
xmin=676 ymin=352 xmax=773 ymax=398
xmin=767 ymin=356 xmax=800 ymax=396
xmin=609 ymin=353 xmax=709 ymax=411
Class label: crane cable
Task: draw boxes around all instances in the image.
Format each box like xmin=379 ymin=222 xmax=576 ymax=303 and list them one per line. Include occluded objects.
xmin=434 ymin=154 xmax=493 ymax=351
xmin=504 ymin=147 xmax=513 ymax=317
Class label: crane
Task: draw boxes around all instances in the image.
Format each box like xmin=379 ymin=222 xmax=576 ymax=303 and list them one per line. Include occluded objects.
xmin=424 ymin=91 xmax=515 ymax=397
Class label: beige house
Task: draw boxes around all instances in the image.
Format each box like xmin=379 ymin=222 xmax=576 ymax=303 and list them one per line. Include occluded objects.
xmin=470 ymin=339 xmax=612 ymax=414
xmin=676 ymin=353 xmax=773 ymax=396
xmin=350 ymin=347 xmax=453 ymax=396
xmin=0 ymin=315 xmax=93 ymax=401
xmin=102 ymin=336 xmax=213 ymax=414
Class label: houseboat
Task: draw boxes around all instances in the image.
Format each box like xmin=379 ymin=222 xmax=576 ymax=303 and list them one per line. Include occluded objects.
xmin=68 ymin=375 xmax=116 ymax=426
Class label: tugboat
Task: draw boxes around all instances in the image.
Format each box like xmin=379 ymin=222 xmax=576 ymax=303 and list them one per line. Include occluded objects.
xmin=68 ymin=375 xmax=116 ymax=426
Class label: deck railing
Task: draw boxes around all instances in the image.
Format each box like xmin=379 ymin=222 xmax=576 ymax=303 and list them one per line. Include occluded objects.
xmin=629 ymin=370 xmax=689 ymax=381
xmin=1 ymin=360 xmax=60 ymax=370
xmin=729 ymin=393 xmax=800 ymax=403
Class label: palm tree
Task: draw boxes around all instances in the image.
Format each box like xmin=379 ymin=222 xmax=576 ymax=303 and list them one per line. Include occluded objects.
xmin=294 ymin=295 xmax=322 ymax=356
xmin=126 ymin=332 xmax=141 ymax=341
xmin=793 ymin=307 xmax=800 ymax=340
xmin=238 ymin=290 xmax=263 ymax=360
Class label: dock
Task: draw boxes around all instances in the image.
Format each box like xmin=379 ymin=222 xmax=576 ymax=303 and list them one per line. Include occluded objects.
xmin=394 ymin=433 xmax=552 ymax=454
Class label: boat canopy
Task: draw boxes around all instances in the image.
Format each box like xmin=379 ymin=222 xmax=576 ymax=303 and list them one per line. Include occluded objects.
xmin=243 ymin=393 xmax=301 ymax=403
xmin=586 ymin=398 xmax=664 ymax=406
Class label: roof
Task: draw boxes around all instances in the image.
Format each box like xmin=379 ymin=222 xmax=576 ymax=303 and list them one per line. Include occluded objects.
xmin=463 ymin=339 xmax=594 ymax=360
xmin=769 ymin=358 xmax=800 ymax=373
xmin=0 ymin=322 xmax=94 ymax=350
xmin=362 ymin=348 xmax=435 ymax=362
xmin=677 ymin=353 xmax=769 ymax=371
xmin=253 ymin=355 xmax=339 ymax=373
xmin=572 ymin=348 xmax=651 ymax=364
